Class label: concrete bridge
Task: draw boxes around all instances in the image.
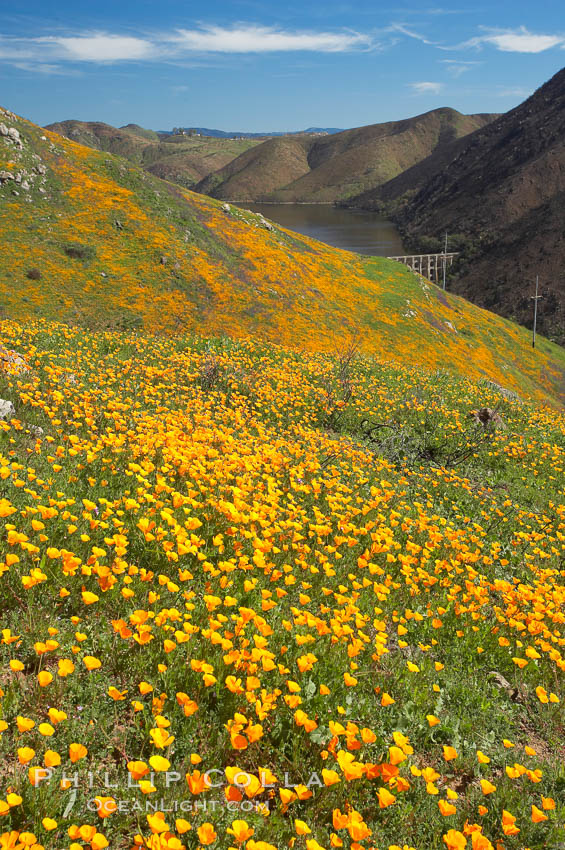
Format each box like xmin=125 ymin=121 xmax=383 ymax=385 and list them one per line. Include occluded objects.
xmin=387 ymin=252 xmax=459 ymax=283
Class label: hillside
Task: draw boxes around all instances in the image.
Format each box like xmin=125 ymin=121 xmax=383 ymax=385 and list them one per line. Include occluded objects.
xmin=0 ymin=319 xmax=564 ymax=850
xmin=340 ymin=131 xmax=473 ymax=212
xmin=1 ymin=104 xmax=564 ymax=406
xmin=1 ymin=102 xmax=565 ymax=850
xmin=388 ymin=66 xmax=565 ymax=344
xmin=45 ymin=119 xmax=262 ymax=187
xmin=195 ymin=108 xmax=497 ymax=203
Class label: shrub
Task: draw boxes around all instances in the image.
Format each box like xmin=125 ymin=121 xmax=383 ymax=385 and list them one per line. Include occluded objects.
xmin=63 ymin=243 xmax=96 ymax=261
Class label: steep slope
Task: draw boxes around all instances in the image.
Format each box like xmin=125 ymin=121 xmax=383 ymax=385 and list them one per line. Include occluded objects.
xmin=394 ymin=66 xmax=565 ymax=343
xmin=1 ymin=104 xmax=564 ymax=405
xmin=340 ymin=131 xmax=473 ymax=212
xmin=45 ymin=119 xmax=261 ymax=187
xmin=195 ymin=108 xmax=497 ymax=203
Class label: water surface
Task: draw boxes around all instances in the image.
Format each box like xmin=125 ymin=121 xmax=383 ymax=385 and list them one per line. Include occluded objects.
xmin=247 ymin=203 xmax=404 ymax=257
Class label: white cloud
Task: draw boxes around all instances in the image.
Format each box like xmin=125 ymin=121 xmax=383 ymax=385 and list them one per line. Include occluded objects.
xmin=465 ymin=26 xmax=565 ymax=53
xmin=387 ymin=23 xmax=438 ymax=46
xmin=409 ymin=81 xmax=444 ymax=94
xmin=0 ymin=24 xmax=372 ymax=73
xmin=171 ymin=24 xmax=371 ymax=53
xmin=12 ymin=61 xmax=76 ymax=75
xmin=440 ymin=59 xmax=480 ymax=77
xmin=45 ymin=35 xmax=155 ymax=62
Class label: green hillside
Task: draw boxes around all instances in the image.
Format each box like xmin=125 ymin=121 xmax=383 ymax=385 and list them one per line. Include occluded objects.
xmin=0 ymin=103 xmax=564 ymax=409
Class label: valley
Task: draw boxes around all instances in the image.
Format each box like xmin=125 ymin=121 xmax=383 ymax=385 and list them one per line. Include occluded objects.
xmin=44 ymin=73 xmax=565 ymax=346
xmin=246 ymin=203 xmax=404 ymax=256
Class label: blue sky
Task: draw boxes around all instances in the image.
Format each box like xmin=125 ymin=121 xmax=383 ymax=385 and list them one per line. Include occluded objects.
xmin=1 ymin=0 xmax=564 ymax=131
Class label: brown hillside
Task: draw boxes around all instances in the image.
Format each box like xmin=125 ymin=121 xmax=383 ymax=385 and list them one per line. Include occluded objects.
xmin=195 ymin=108 xmax=497 ymax=203
xmin=341 ymin=132 xmax=474 ymax=211
xmin=196 ymin=135 xmax=311 ymax=199
xmin=394 ymin=66 xmax=565 ymax=343
xmin=45 ymin=120 xmax=261 ymax=187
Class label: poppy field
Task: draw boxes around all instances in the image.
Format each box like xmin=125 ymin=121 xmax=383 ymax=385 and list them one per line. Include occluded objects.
xmin=0 ymin=320 xmax=563 ymax=850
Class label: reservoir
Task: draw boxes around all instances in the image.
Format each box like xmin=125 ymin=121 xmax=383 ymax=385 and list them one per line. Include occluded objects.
xmin=246 ymin=203 xmax=404 ymax=257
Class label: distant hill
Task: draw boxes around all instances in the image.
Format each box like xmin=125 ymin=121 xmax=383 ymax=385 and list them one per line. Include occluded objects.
xmin=194 ymin=108 xmax=497 ymax=203
xmin=387 ymin=66 xmax=565 ymax=344
xmin=158 ymin=126 xmax=344 ymax=138
xmin=2 ymin=104 xmax=564 ymax=404
xmin=44 ymin=119 xmax=262 ymax=188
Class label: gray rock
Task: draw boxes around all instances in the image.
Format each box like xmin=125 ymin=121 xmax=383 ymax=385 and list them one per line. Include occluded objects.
xmin=7 ymin=128 xmax=21 ymax=143
xmin=0 ymin=123 xmax=8 ymax=137
xmin=257 ymin=214 xmax=274 ymax=231
xmin=0 ymin=399 xmax=16 ymax=421
xmin=222 ymin=203 xmax=231 ymax=213
xmin=0 ymin=171 xmax=14 ymax=181
xmin=483 ymin=380 xmax=520 ymax=402
xmin=0 ymin=347 xmax=29 ymax=374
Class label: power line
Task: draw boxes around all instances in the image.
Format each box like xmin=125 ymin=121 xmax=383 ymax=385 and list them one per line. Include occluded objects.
xmin=531 ymin=275 xmax=543 ymax=349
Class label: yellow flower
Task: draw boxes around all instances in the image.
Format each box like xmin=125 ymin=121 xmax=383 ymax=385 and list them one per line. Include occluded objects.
xmin=149 ymin=755 xmax=170 ymax=772
xmin=18 ymin=747 xmax=35 ymax=764
xmin=197 ymin=822 xmax=217 ymax=845
xmin=69 ymin=742 xmax=88 ymax=762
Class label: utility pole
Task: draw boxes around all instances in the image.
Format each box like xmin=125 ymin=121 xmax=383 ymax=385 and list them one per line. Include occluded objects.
xmin=442 ymin=232 xmax=448 ymax=290
xmin=531 ymin=275 xmax=542 ymax=348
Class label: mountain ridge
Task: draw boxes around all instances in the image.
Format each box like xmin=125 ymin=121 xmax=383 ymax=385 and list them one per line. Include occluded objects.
xmin=194 ymin=107 xmax=498 ymax=203
xmin=158 ymin=126 xmax=344 ymax=137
